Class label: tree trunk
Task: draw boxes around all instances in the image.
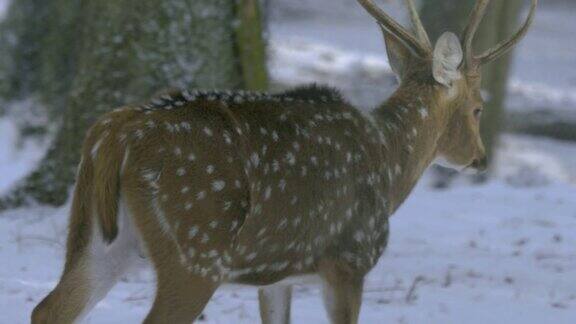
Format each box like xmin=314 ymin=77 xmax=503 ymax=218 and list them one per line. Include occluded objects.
xmin=0 ymin=0 xmax=268 ymax=210
xmin=506 ymin=109 xmax=576 ymax=142
xmin=236 ymin=0 xmax=269 ymax=91
xmin=0 ymin=0 xmax=81 ymax=122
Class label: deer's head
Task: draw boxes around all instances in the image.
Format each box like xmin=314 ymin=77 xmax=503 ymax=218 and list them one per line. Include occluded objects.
xmin=358 ymin=0 xmax=537 ymax=172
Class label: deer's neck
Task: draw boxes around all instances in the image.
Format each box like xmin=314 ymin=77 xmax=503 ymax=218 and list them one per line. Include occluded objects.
xmin=371 ymin=86 xmax=444 ymax=213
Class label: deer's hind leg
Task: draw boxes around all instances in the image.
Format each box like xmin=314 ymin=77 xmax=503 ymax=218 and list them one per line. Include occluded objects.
xmin=124 ymin=193 xmax=219 ymax=324
xmin=32 ymin=198 xmax=144 ymax=324
xmin=319 ymin=260 xmax=365 ymax=324
xmin=144 ymin=268 xmax=218 ymax=324
xmin=259 ymin=284 xmax=292 ymax=324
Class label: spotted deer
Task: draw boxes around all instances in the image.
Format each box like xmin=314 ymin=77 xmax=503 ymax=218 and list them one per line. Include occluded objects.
xmin=32 ymin=0 xmax=537 ymax=323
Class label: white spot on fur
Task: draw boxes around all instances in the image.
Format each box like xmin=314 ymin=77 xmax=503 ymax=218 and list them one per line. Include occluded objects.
xmin=188 ymin=226 xmax=199 ymax=238
xmin=196 ymin=191 xmax=207 ymax=200
xmin=91 ymin=139 xmax=103 ymax=159
xmin=418 ymin=107 xmax=429 ymax=119
xmin=212 ymin=180 xmax=226 ymax=192
xmin=120 ymin=147 xmax=130 ymax=176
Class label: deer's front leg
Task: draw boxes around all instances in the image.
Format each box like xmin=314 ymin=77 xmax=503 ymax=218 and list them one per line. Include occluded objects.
xmin=258 ymin=284 xmax=292 ymax=324
xmin=319 ymin=260 xmax=365 ymax=324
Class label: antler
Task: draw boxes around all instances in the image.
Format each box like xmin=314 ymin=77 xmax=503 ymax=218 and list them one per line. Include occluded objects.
xmin=476 ymin=0 xmax=537 ymax=65
xmin=356 ymin=0 xmax=429 ymax=58
xmin=403 ymin=0 xmax=432 ymax=51
xmin=462 ymin=0 xmax=538 ymax=68
xmin=461 ymin=0 xmax=491 ymax=68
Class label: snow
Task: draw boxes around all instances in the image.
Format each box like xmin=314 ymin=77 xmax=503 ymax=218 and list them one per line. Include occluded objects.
xmin=270 ymin=37 xmax=576 ymax=115
xmin=1 ymin=0 xmax=575 ymax=323
xmin=270 ymin=38 xmax=391 ymax=87
xmin=1 ymin=112 xmax=576 ymax=323
xmin=496 ymin=134 xmax=576 ymax=185
xmin=0 ymin=119 xmax=47 ymax=195
xmin=1 ymin=133 xmax=576 ymax=323
xmin=0 ymin=0 xmax=9 ymax=20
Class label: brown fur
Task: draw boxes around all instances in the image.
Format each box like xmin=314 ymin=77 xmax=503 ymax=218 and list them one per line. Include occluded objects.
xmin=32 ymin=137 xmax=96 ymax=323
xmin=31 ymin=80 xmax=477 ymax=323
xmin=32 ymin=0 xmax=536 ymax=322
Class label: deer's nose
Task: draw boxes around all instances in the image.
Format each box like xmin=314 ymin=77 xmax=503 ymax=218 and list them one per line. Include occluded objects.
xmin=470 ymin=156 xmax=488 ymax=172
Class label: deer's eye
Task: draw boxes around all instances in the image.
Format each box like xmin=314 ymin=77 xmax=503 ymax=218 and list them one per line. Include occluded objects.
xmin=473 ymin=107 xmax=483 ymax=119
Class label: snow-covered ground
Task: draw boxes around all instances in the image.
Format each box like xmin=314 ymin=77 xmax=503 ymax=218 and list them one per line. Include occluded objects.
xmin=0 ymin=119 xmax=48 ymax=196
xmin=1 ymin=0 xmax=576 ymax=323
xmin=1 ymin=130 xmax=576 ymax=323
xmin=1 ymin=89 xmax=576 ymax=324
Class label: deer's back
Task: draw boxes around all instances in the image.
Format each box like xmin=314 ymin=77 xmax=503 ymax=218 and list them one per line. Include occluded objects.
xmin=95 ymin=87 xmax=389 ymax=283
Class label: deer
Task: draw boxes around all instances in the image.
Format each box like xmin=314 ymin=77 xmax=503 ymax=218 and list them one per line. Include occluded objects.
xmin=31 ymin=0 xmax=537 ymax=323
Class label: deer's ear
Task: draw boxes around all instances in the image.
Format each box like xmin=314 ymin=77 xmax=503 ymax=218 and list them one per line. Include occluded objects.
xmin=382 ymin=26 xmax=414 ymax=81
xmin=432 ymin=32 xmax=463 ymax=87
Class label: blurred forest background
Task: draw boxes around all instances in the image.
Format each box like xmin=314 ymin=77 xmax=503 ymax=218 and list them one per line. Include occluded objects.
xmin=0 ymin=0 xmax=575 ymax=323
xmin=0 ymin=0 xmax=575 ymax=208
xmin=1 ymin=0 xmax=575 ymax=210
xmin=0 ymin=0 xmax=268 ymax=208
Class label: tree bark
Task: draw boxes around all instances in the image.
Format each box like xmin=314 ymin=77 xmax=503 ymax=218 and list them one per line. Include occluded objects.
xmin=0 ymin=0 xmax=81 ymax=121
xmin=235 ymin=0 xmax=269 ymax=91
xmin=0 ymin=0 xmax=268 ymax=210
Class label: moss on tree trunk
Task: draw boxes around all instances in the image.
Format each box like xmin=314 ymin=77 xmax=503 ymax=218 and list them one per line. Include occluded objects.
xmin=235 ymin=0 xmax=269 ymax=91
xmin=0 ymin=0 xmax=268 ymax=210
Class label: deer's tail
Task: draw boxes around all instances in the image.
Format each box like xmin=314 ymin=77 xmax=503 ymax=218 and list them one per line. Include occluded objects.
xmin=91 ymin=129 xmax=126 ymax=245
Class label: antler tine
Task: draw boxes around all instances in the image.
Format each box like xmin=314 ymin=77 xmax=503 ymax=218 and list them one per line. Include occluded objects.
xmin=477 ymin=0 xmax=538 ymax=65
xmin=461 ymin=0 xmax=491 ymax=67
xmin=357 ymin=0 xmax=429 ymax=58
xmin=403 ymin=0 xmax=432 ymax=50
